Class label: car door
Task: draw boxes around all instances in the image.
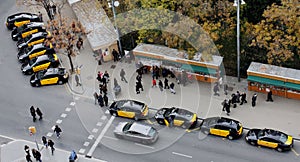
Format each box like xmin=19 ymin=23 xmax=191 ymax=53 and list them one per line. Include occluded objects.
xmin=15 ymin=18 xmax=30 ymax=28
xmin=218 ymin=125 xmax=230 ymax=137
xmin=29 ymin=49 xmax=46 ymax=59
xmin=125 ymin=131 xmax=140 ymax=142
xmin=22 ymin=28 xmax=39 ymax=38
xmin=258 ymin=137 xmax=278 ymax=148
xmin=41 ymin=74 xmax=58 ymax=85
xmin=32 ymin=60 xmax=48 ymax=72
xmin=28 ymin=37 xmax=45 ymax=47
xmin=210 ymin=124 xmax=220 ymax=136
xmin=117 ymin=107 xmax=135 ymax=118
xmin=173 ymin=115 xmax=184 ymax=127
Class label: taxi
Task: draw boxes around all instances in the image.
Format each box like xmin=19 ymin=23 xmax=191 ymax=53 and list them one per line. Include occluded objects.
xmin=17 ymin=31 xmax=52 ymax=51
xmin=11 ymin=22 xmax=44 ymax=40
xmin=6 ymin=13 xmax=41 ymax=30
xmin=245 ymin=128 xmax=294 ymax=152
xmin=108 ymin=100 xmax=149 ymax=121
xmin=18 ymin=44 xmax=55 ymax=63
xmin=18 ymin=43 xmax=53 ymax=58
xmin=12 ymin=23 xmax=46 ymax=41
xmin=154 ymin=107 xmax=197 ymax=129
xmin=200 ymin=117 xmax=243 ymax=140
xmin=21 ymin=54 xmax=59 ymax=75
xmin=30 ymin=68 xmax=69 ymax=87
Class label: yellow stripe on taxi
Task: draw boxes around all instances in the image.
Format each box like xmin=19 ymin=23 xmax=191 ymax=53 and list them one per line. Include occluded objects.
xmin=53 ymin=54 xmax=58 ymax=61
xmin=285 ymin=136 xmax=293 ymax=145
xmin=191 ymin=114 xmax=197 ymax=122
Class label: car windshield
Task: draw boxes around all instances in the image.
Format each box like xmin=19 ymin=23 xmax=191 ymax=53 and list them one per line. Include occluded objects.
xmin=123 ymin=123 xmax=132 ymax=132
xmin=148 ymin=128 xmax=156 ymax=137
xmin=23 ymin=35 xmax=32 ymax=42
xmin=278 ymin=133 xmax=288 ymax=143
xmin=29 ymin=57 xmax=37 ymax=66
xmin=164 ymin=108 xmax=174 ymax=117
xmin=17 ymin=26 xmax=26 ymax=33
xmin=36 ymin=71 xmax=44 ymax=79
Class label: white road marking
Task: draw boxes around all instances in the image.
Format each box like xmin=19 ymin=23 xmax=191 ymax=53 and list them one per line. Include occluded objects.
xmin=78 ymin=148 xmax=85 ymax=154
xmin=88 ymin=135 xmax=94 ymax=140
xmin=294 ymin=140 xmax=300 ymax=143
xmin=103 ymin=136 xmax=118 ymax=141
xmin=74 ymin=96 xmax=80 ymax=100
xmin=65 ymin=107 xmax=72 ymax=112
xmin=46 ymin=132 xmax=53 ymax=137
xmin=92 ymin=128 xmax=98 ymax=133
xmin=86 ymin=116 xmax=115 ymax=157
xmin=61 ymin=113 xmax=67 ymax=118
xmin=0 ymin=134 xmax=16 ymax=140
xmin=51 ymin=126 xmax=55 ymax=130
xmin=56 ymin=119 xmax=62 ymax=124
xmin=134 ymin=143 xmax=155 ymax=149
xmin=105 ymin=110 xmax=109 ymax=114
xmin=101 ymin=115 xmax=107 ymax=121
xmin=83 ymin=142 xmax=90 ymax=147
xmin=70 ymin=102 xmax=76 ymax=106
xmin=96 ymin=122 xmax=103 ymax=127
xmin=172 ymin=152 xmax=193 ymax=159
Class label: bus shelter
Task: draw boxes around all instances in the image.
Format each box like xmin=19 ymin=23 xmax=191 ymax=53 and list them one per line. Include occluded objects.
xmin=132 ymin=44 xmax=223 ymax=83
xmin=247 ymin=62 xmax=300 ymax=100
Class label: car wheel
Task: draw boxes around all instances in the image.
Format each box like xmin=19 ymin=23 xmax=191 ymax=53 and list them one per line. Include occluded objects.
xmin=35 ymin=83 xmax=40 ymax=87
xmin=58 ymin=80 xmax=63 ymax=85
xmin=203 ymin=129 xmax=209 ymax=135
xmin=227 ymin=135 xmax=234 ymax=140
xmin=111 ymin=111 xmax=117 ymax=117
xmin=250 ymin=141 xmax=256 ymax=146
xmin=276 ymin=147 xmax=283 ymax=152
xmin=27 ymin=71 xmax=33 ymax=75
xmin=134 ymin=116 xmax=139 ymax=121
xmin=158 ymin=120 xmax=164 ymax=125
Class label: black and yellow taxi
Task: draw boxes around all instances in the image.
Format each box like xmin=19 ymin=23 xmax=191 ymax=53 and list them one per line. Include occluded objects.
xmin=18 ymin=43 xmax=53 ymax=58
xmin=11 ymin=22 xmax=44 ymax=39
xmin=21 ymin=54 xmax=59 ymax=75
xmin=108 ymin=100 xmax=149 ymax=121
xmin=30 ymin=68 xmax=69 ymax=87
xmin=245 ymin=128 xmax=294 ymax=152
xmin=154 ymin=107 xmax=197 ymax=129
xmin=12 ymin=23 xmax=46 ymax=41
xmin=200 ymin=117 xmax=243 ymax=140
xmin=18 ymin=44 xmax=55 ymax=63
xmin=17 ymin=31 xmax=51 ymax=51
xmin=6 ymin=12 xmax=41 ymax=30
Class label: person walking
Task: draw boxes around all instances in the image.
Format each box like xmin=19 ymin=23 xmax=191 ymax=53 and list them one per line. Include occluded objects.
xmin=213 ymin=83 xmax=220 ymax=96
xmin=25 ymin=153 xmax=33 ymax=162
xmin=135 ymin=83 xmax=140 ymax=94
xmin=32 ymin=149 xmax=42 ymax=162
xmin=75 ymin=74 xmax=81 ymax=86
xmin=103 ymin=94 xmax=108 ymax=107
xmin=103 ymin=71 xmax=110 ymax=83
xmin=36 ymin=107 xmax=43 ymax=120
xmin=24 ymin=145 xmax=30 ymax=155
xmin=48 ymin=139 xmax=55 ymax=155
xmin=152 ymin=79 xmax=157 ymax=88
xmin=41 ymin=136 xmax=48 ymax=149
xmin=120 ymin=69 xmax=127 ymax=83
xmin=236 ymin=91 xmax=241 ymax=103
xmin=69 ymin=150 xmax=78 ymax=162
xmin=30 ymin=106 xmax=36 ymax=122
xmin=136 ymin=80 xmax=144 ymax=92
xmin=158 ymin=80 xmax=163 ymax=92
xmin=93 ymin=92 xmax=98 ymax=105
xmin=112 ymin=49 xmax=119 ymax=62
xmin=98 ymin=94 xmax=104 ymax=107
xmin=224 ymin=84 xmax=228 ymax=95
xmin=114 ymin=78 xmax=119 ymax=88
xmin=164 ymin=78 xmax=169 ymax=89
xmin=225 ymin=100 xmax=231 ymax=116
xmin=266 ymin=89 xmax=273 ymax=102
xmin=252 ymin=93 xmax=257 ymax=107
xmin=231 ymin=93 xmax=237 ymax=108
xmin=240 ymin=92 xmax=247 ymax=105
xmin=53 ymin=125 xmax=62 ymax=138
xmin=170 ymin=82 xmax=176 ymax=94
xmin=38 ymin=12 xmax=43 ymax=22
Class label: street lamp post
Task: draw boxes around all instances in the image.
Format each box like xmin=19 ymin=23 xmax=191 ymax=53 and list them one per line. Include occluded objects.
xmin=234 ymin=0 xmax=245 ymax=82
xmin=108 ymin=0 xmax=123 ymax=57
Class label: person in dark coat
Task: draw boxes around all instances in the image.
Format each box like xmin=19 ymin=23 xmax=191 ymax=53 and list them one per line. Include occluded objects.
xmin=98 ymin=94 xmax=104 ymax=107
xmin=164 ymin=78 xmax=169 ymax=89
xmin=103 ymin=71 xmax=110 ymax=83
xmin=213 ymin=84 xmax=220 ymax=96
xmin=53 ymin=125 xmax=62 ymax=138
xmin=236 ymin=91 xmax=241 ymax=103
xmin=75 ymin=74 xmax=81 ymax=86
xmin=114 ymin=78 xmax=118 ymax=88
xmin=112 ymin=49 xmax=119 ymax=62
xmin=135 ymin=83 xmax=140 ymax=94
xmin=120 ymin=69 xmax=127 ymax=83
xmin=136 ymin=80 xmax=143 ymax=92
xmin=36 ymin=108 xmax=43 ymax=120
xmin=26 ymin=153 xmax=33 ymax=162
xmin=30 ymin=106 xmax=36 ymax=122
xmin=103 ymin=94 xmax=108 ymax=107
xmin=170 ymin=82 xmax=176 ymax=94
xmin=240 ymin=92 xmax=247 ymax=105
xmin=48 ymin=139 xmax=55 ymax=155
xmin=32 ymin=149 xmax=42 ymax=162
xmin=266 ymin=90 xmax=273 ymax=102
xmin=158 ymin=80 xmax=163 ymax=92
xmin=101 ymin=84 xmax=108 ymax=95
xmin=136 ymin=74 xmax=142 ymax=82
xmin=231 ymin=93 xmax=237 ymax=108
xmin=42 ymin=136 xmax=48 ymax=148
xmin=222 ymin=99 xmax=230 ymax=116
xmin=224 ymin=84 xmax=228 ymax=95
xmin=24 ymin=145 xmax=30 ymax=155
xmin=252 ymin=93 xmax=257 ymax=107
xmin=93 ymin=92 xmax=98 ymax=105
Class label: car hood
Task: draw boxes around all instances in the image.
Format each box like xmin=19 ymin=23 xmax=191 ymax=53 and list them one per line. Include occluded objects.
xmin=18 ymin=42 xmax=26 ymax=49
xmin=114 ymin=122 xmax=128 ymax=133
xmin=18 ymin=53 xmax=27 ymax=61
xmin=21 ymin=63 xmax=31 ymax=71
xmin=30 ymin=74 xmax=37 ymax=83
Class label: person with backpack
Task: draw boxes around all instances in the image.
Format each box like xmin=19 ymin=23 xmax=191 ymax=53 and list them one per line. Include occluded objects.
xmin=69 ymin=150 xmax=78 ymax=162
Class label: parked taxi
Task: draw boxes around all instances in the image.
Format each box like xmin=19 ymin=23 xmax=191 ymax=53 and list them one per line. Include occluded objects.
xmin=21 ymin=54 xmax=59 ymax=75
xmin=245 ymin=128 xmax=294 ymax=152
xmin=200 ymin=117 xmax=243 ymax=140
xmin=17 ymin=31 xmax=51 ymax=51
xmin=30 ymin=68 xmax=69 ymax=87
xmin=6 ymin=12 xmax=41 ymax=30
xmin=12 ymin=23 xmax=46 ymax=41
xmin=154 ymin=107 xmax=197 ymax=129
xmin=18 ymin=44 xmax=55 ymax=63
xmin=108 ymin=100 xmax=149 ymax=121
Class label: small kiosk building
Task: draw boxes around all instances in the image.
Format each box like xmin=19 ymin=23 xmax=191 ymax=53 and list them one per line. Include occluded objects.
xmin=247 ymin=62 xmax=300 ymax=100
xmin=132 ymin=44 xmax=223 ymax=83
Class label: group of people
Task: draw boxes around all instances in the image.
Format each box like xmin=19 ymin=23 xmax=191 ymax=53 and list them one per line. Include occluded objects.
xmin=222 ymin=91 xmax=248 ymax=116
xmin=95 ymin=71 xmax=110 ymax=107
xmin=24 ymin=145 xmax=42 ymax=162
xmin=30 ymin=106 xmax=43 ymax=122
xmin=152 ymin=78 xmax=176 ymax=94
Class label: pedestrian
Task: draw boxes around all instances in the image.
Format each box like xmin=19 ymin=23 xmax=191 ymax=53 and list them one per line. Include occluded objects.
xmin=266 ymin=89 xmax=273 ymax=102
xmin=53 ymin=125 xmax=62 ymax=138
xmin=75 ymin=74 xmax=81 ymax=86
xmin=69 ymin=150 xmax=78 ymax=162
xmin=224 ymin=84 xmax=228 ymax=95
xmin=36 ymin=107 xmax=43 ymax=120
xmin=76 ymin=39 xmax=82 ymax=51
xmin=41 ymin=136 xmax=48 ymax=149
xmin=97 ymin=71 xmax=102 ymax=82
xmin=101 ymin=84 xmax=108 ymax=95
xmin=93 ymin=92 xmax=98 ymax=105
xmin=112 ymin=49 xmax=119 ymax=62
xmin=38 ymin=12 xmax=43 ymax=22
xmin=135 ymin=83 xmax=140 ymax=94
xmin=252 ymin=93 xmax=257 ymax=107
xmin=170 ymin=82 xmax=176 ymax=94
xmin=101 ymin=76 xmax=107 ymax=86
xmin=32 ymin=149 xmax=42 ymax=162
xmin=236 ymin=91 xmax=241 ymax=103
xmin=24 ymin=145 xmax=30 ymax=155
xmin=164 ymin=78 xmax=169 ymax=89
xmin=240 ymin=92 xmax=247 ymax=105
xmin=98 ymin=94 xmax=104 ymax=107
xmin=103 ymin=94 xmax=108 ymax=107
xmin=225 ymin=100 xmax=231 ymax=116
xmin=213 ymin=83 xmax=220 ymax=96
xmin=152 ymin=79 xmax=157 ymax=88
xmin=136 ymin=74 xmax=142 ymax=82
xmin=30 ymin=106 xmax=36 ymax=122
xmin=26 ymin=153 xmax=33 ymax=162
xmin=136 ymin=80 xmax=144 ymax=92
xmin=158 ymin=80 xmax=163 ymax=92
xmin=114 ymin=78 xmax=119 ymax=87
xmin=120 ymin=69 xmax=127 ymax=83
xmin=231 ymin=93 xmax=237 ymax=108
xmin=48 ymin=139 xmax=55 ymax=155
xmin=103 ymin=71 xmax=110 ymax=83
